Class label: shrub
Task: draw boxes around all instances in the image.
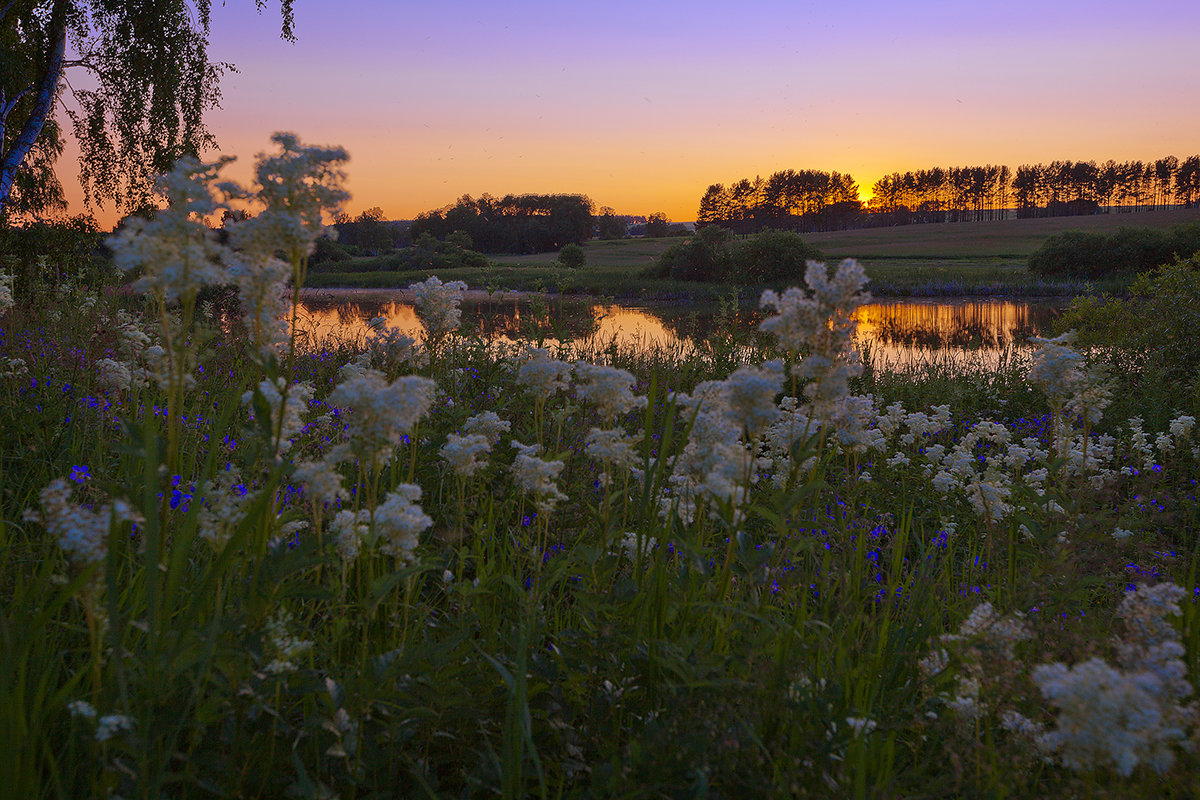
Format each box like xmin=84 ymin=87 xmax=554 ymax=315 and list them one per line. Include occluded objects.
xmin=654 ymin=227 xmax=731 ymax=281
xmin=0 ymin=215 xmax=111 ymax=297
xmin=729 ymin=229 xmax=823 ymax=284
xmin=649 ymin=227 xmax=823 ymax=285
xmin=310 ymin=237 xmax=352 ymax=265
xmin=1029 ymin=224 xmax=1200 ymax=278
xmin=557 ymin=242 xmax=586 ymax=269
xmin=1059 ymin=254 xmax=1200 ymax=416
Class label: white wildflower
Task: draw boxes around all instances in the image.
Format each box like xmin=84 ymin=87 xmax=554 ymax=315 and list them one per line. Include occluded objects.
xmin=410 ymin=275 xmax=467 ymax=337
xmin=573 ymin=361 xmax=646 ymax=422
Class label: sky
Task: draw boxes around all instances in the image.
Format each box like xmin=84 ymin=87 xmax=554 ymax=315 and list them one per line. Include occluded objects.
xmin=56 ymin=0 xmax=1200 ymax=227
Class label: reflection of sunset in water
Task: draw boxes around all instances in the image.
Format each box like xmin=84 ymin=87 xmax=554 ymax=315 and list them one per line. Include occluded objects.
xmin=853 ymin=300 xmax=1059 ymax=367
xmin=293 ymin=296 xmax=1061 ymax=369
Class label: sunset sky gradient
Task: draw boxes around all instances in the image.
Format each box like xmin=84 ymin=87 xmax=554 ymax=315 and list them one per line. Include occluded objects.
xmin=60 ymin=0 xmax=1200 ymax=226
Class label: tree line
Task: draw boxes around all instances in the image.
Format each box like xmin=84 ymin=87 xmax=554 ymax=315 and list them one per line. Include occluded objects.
xmin=696 ymin=170 xmax=861 ymax=233
xmin=410 ymin=194 xmax=594 ymax=254
xmin=698 ymin=156 xmax=1200 ymax=232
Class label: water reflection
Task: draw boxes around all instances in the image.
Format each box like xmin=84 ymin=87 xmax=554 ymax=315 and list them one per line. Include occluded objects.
xmin=293 ymin=292 xmax=1062 ymax=369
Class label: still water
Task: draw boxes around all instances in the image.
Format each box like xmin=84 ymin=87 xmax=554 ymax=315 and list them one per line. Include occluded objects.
xmin=294 ymin=290 xmax=1064 ymax=369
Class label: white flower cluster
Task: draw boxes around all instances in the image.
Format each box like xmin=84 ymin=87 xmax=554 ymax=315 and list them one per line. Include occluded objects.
xmin=517 ymin=347 xmax=573 ymax=400
xmin=327 ymin=368 xmax=436 ymax=466
xmin=1028 ymin=331 xmax=1111 ymax=425
xmin=511 ymin=440 xmax=567 ymax=513
xmin=242 ymin=378 xmax=315 ymax=455
xmin=926 ymin=601 xmax=1032 ymax=727
xmin=1032 ymin=585 xmax=1194 ymax=777
xmin=573 ymin=361 xmax=647 ymax=422
xmin=26 ymin=479 xmax=141 ymax=569
xmin=584 ymin=427 xmax=641 ymax=487
xmin=0 ymin=270 xmax=14 ymax=315
xmin=197 ymin=468 xmax=250 ymax=550
xmin=363 ymin=316 xmax=428 ymax=373
xmin=329 ymin=484 xmax=432 ymax=564
xmin=760 ymin=259 xmax=870 ymax=422
xmin=440 ymin=432 xmax=493 ymax=478
xmin=410 ymin=276 xmax=468 ymax=338
xmin=263 ymin=609 xmax=314 ymax=674
xmin=108 ymin=157 xmax=233 ymax=303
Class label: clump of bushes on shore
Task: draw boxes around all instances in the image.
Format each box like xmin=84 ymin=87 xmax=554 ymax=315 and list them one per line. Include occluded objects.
xmin=1028 ymin=223 xmax=1200 ymax=277
xmin=647 ymin=226 xmax=824 ymax=284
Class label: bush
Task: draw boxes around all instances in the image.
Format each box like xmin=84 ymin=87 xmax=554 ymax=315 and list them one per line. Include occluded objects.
xmin=1059 ymin=254 xmax=1200 ymax=416
xmin=557 ymin=243 xmax=586 ymax=269
xmin=729 ymin=229 xmax=823 ymax=284
xmin=0 ymin=216 xmax=110 ymax=296
xmin=1029 ymin=224 xmax=1200 ymax=277
xmin=310 ymin=237 xmax=352 ymax=265
xmin=654 ymin=226 xmax=732 ymax=281
xmin=649 ymin=227 xmax=823 ymax=285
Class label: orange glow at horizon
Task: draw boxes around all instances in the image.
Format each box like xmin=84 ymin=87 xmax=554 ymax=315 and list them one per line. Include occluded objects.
xmin=41 ymin=1 xmax=1200 ymax=232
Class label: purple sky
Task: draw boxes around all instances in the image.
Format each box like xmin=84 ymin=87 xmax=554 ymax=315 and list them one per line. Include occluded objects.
xmin=61 ymin=0 xmax=1200 ymax=224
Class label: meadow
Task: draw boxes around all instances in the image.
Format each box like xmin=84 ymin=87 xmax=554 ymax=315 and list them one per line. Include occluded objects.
xmin=4 ymin=141 xmax=1200 ymax=798
xmin=311 ymin=209 xmax=1199 ymax=300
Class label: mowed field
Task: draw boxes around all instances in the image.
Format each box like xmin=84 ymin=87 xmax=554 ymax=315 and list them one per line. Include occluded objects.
xmin=491 ymin=207 xmax=1200 ymax=269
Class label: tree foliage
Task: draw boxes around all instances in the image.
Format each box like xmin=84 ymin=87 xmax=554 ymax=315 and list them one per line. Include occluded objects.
xmin=650 ymin=226 xmax=823 ymax=285
xmin=1 ymin=1 xmax=296 ymax=221
xmin=1028 ymin=224 xmax=1200 ymax=278
xmin=410 ymin=193 xmax=594 ymax=254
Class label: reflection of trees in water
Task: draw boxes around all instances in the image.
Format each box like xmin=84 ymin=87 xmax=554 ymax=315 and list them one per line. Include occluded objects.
xmin=855 ymin=302 xmax=1059 ymax=350
xmin=461 ymin=298 xmax=602 ymax=341
xmin=294 ymin=297 xmax=1062 ymax=361
xmin=651 ymin=306 xmax=771 ymax=349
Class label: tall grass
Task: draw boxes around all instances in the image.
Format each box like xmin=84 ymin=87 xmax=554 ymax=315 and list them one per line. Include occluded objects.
xmin=4 ymin=150 xmax=1200 ymax=798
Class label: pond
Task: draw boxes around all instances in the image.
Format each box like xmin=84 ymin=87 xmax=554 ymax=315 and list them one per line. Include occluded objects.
xmin=293 ymin=289 xmax=1065 ymax=369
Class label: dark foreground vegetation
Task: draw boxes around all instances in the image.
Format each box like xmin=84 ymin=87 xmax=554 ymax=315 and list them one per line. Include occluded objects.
xmin=6 ymin=140 xmax=1200 ymax=798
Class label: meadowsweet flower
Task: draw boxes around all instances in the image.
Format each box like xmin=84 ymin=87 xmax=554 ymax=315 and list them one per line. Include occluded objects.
xmin=292 ymin=459 xmax=346 ymax=505
xmin=0 ymin=270 xmax=14 ymax=314
xmin=242 ymin=378 xmax=315 ymax=455
xmin=1031 ymin=583 xmax=1193 ymax=776
xmin=511 ymin=440 xmax=567 ymax=513
xmin=373 ymin=484 xmax=432 ymax=561
xmin=441 ymin=432 xmax=493 ymax=478
xmin=327 ymin=368 xmax=437 ymax=465
xmin=68 ymin=700 xmax=98 ymax=719
xmin=197 ymin=469 xmax=250 ymax=550
xmin=364 ymin=320 xmax=428 ymax=371
xmin=233 ymin=132 xmax=350 ymax=263
xmin=463 ymin=411 xmax=511 ymax=444
xmin=760 ymin=260 xmax=870 ymax=425
xmin=27 ymin=479 xmax=140 ymax=568
xmin=573 ymin=361 xmax=647 ymax=422
xmin=108 ymin=157 xmax=233 ymax=303
xmin=95 ymin=714 xmax=136 ymax=742
xmin=410 ymin=276 xmax=468 ymax=337
xmin=1168 ymin=414 xmax=1196 ymax=441
xmin=263 ymin=609 xmax=313 ymax=674
xmin=584 ymin=427 xmax=641 ymax=486
xmin=724 ymin=360 xmax=784 ymax=436
xmin=517 ymin=347 xmax=573 ymax=400
xmin=331 ymin=510 xmax=367 ymax=561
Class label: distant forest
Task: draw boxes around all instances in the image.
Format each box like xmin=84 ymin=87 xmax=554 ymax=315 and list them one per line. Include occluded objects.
xmin=410 ymin=194 xmax=594 ymax=254
xmin=698 ymin=156 xmax=1200 ymax=233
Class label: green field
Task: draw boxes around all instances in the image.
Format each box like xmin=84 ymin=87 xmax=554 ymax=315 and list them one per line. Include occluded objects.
xmin=314 ymin=208 xmax=1199 ymax=298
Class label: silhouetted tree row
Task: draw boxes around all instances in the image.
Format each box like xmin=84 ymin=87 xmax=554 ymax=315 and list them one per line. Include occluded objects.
xmin=871 ymin=157 xmax=1200 ymax=223
xmin=699 ymin=156 xmax=1200 ymax=232
xmin=696 ymin=170 xmax=862 ymax=233
xmin=410 ymin=193 xmax=594 ymax=254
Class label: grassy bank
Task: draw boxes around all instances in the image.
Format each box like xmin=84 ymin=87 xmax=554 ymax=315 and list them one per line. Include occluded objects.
xmin=317 ymin=210 xmax=1200 ymax=298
